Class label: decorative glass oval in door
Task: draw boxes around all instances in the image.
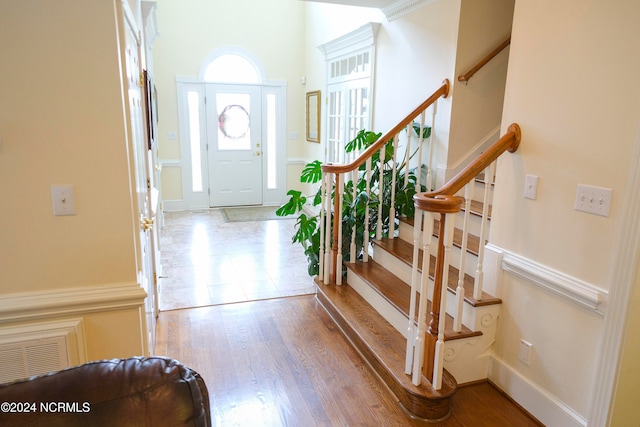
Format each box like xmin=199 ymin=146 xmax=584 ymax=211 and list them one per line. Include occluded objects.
xmin=218 ymin=105 xmax=250 ymax=139
xmin=216 ymin=93 xmax=251 ymax=150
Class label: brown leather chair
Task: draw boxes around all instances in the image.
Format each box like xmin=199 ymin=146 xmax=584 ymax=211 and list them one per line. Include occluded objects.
xmin=0 ymin=356 xmax=211 ymax=426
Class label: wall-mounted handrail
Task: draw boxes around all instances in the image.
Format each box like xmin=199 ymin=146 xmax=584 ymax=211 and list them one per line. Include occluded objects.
xmin=457 ymin=37 xmax=511 ymax=83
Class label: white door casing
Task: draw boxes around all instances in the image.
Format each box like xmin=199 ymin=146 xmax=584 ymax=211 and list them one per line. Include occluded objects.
xmin=120 ymin=4 xmax=156 ymax=354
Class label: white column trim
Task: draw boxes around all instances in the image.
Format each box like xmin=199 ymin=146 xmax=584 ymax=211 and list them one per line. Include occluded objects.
xmin=588 ymin=118 xmax=640 ymax=425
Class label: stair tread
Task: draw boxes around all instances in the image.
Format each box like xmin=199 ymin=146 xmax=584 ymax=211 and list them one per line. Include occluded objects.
xmin=374 ymin=238 xmax=502 ymax=307
xmin=315 ymin=278 xmax=456 ymax=419
xmin=346 ymin=260 xmax=481 ymax=341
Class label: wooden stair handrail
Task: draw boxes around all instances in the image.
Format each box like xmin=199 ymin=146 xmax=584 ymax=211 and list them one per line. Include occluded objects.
xmin=414 ymin=122 xmax=520 ymax=388
xmin=457 ymin=37 xmax=511 ymax=83
xmin=415 ymin=123 xmax=521 ymax=209
xmin=321 ymin=79 xmax=450 ymax=175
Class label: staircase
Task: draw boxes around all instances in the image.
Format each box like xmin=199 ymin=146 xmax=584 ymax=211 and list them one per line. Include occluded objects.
xmin=315 ymin=80 xmax=521 ymax=421
xmin=316 ymin=175 xmax=501 ymax=420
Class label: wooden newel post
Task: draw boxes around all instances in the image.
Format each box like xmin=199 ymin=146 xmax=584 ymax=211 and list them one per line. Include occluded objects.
xmin=423 ymin=213 xmax=447 ymax=381
xmin=331 ymin=173 xmax=341 ymax=284
xmin=413 ymin=194 xmax=463 ymax=383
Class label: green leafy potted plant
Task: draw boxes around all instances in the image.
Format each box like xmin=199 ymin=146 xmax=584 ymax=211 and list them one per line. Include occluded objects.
xmin=277 ymin=128 xmax=428 ymax=277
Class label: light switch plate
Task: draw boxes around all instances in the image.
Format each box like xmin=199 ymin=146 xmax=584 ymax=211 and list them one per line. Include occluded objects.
xmin=51 ymin=185 xmax=76 ymax=216
xmin=524 ymin=175 xmax=538 ymax=200
xmin=574 ymin=184 xmax=612 ymax=217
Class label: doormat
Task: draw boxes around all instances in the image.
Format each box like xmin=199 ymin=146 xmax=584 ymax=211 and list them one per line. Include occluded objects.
xmin=221 ymin=206 xmax=286 ymax=222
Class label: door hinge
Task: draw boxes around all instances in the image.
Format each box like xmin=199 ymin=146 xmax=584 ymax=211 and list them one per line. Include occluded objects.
xmin=139 ymin=72 xmax=145 ymax=87
xmin=147 ymin=178 xmax=151 ymax=191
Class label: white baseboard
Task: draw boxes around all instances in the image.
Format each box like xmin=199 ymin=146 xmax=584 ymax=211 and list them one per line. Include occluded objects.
xmin=162 ymin=199 xmax=187 ymax=212
xmin=489 ymin=355 xmax=587 ymax=427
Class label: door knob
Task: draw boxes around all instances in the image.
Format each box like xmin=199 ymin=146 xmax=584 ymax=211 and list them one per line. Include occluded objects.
xmin=141 ymin=217 xmax=154 ymax=231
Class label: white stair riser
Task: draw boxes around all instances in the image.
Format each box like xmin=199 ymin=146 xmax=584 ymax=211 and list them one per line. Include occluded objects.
xmin=397 ymin=222 xmax=486 ymax=278
xmin=371 ymin=246 xmax=488 ymax=331
xmin=348 ymin=261 xmax=501 ymax=384
xmin=345 ymin=268 xmax=410 ymax=337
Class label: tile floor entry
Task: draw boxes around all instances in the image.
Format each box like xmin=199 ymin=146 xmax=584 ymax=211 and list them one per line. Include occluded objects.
xmin=158 ymin=209 xmax=316 ymax=311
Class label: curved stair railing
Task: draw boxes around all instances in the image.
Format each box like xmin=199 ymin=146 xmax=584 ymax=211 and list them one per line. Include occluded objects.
xmin=318 ymin=75 xmax=520 ymax=392
xmin=320 ymin=79 xmax=450 ymax=285
xmin=409 ymin=123 xmax=521 ymax=388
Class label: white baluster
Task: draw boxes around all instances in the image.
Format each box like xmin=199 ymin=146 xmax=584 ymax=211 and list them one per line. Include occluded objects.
xmin=404 ymin=122 xmax=413 ymax=190
xmin=363 ymin=157 xmax=372 ymax=263
xmin=389 ymin=136 xmax=399 ymax=238
xmin=427 ymin=101 xmax=438 ymax=191
xmin=454 ymin=182 xmax=474 ymax=332
xmin=473 ymin=162 xmax=495 ymax=300
xmin=433 ymin=213 xmax=456 ymax=390
xmin=405 ymin=209 xmax=423 ymax=375
xmin=336 ymin=173 xmax=344 ymax=285
xmin=412 ymin=211 xmax=435 ymax=386
xmin=416 ymin=112 xmax=426 ymax=192
xmin=318 ymin=172 xmax=326 ymax=283
xmin=350 ymin=169 xmax=357 ymax=263
xmin=376 ymin=145 xmax=385 ymax=241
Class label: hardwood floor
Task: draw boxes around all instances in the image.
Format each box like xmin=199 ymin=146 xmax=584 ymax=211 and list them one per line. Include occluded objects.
xmin=155 ymin=296 xmax=543 ymax=426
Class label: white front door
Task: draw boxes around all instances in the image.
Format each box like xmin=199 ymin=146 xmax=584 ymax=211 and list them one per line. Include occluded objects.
xmin=205 ymin=84 xmax=263 ymax=207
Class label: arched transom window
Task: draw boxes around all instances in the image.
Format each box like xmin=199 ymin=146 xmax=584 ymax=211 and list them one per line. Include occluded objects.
xmin=202 ymin=54 xmax=261 ymax=84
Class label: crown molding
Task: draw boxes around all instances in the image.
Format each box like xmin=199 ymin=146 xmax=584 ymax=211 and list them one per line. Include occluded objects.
xmin=317 ymin=22 xmax=381 ymax=60
xmin=382 ymin=0 xmax=437 ymax=22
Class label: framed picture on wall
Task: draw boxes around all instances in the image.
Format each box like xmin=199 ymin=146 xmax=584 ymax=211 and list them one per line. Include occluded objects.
xmin=306 ymin=90 xmax=320 ymax=143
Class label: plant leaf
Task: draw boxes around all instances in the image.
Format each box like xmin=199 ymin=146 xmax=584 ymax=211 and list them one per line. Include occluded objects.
xmin=276 ymin=189 xmax=306 ymax=216
xmin=301 ymin=160 xmax=322 ymax=184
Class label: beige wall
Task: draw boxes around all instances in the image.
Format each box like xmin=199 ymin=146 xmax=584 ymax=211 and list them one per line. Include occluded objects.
xmin=0 ymin=0 xmax=138 ymax=292
xmin=492 ymin=0 xmax=640 ymax=420
xmin=0 ymin=0 xmax=146 ymax=361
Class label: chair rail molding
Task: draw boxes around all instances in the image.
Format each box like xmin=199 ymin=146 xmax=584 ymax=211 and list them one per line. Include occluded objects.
xmin=486 ymin=243 xmax=608 ymax=315
xmin=0 ymin=282 xmax=147 ymax=323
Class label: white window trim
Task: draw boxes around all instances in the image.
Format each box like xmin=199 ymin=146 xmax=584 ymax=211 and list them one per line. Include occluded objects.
xmin=318 ymin=23 xmax=380 ymax=163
